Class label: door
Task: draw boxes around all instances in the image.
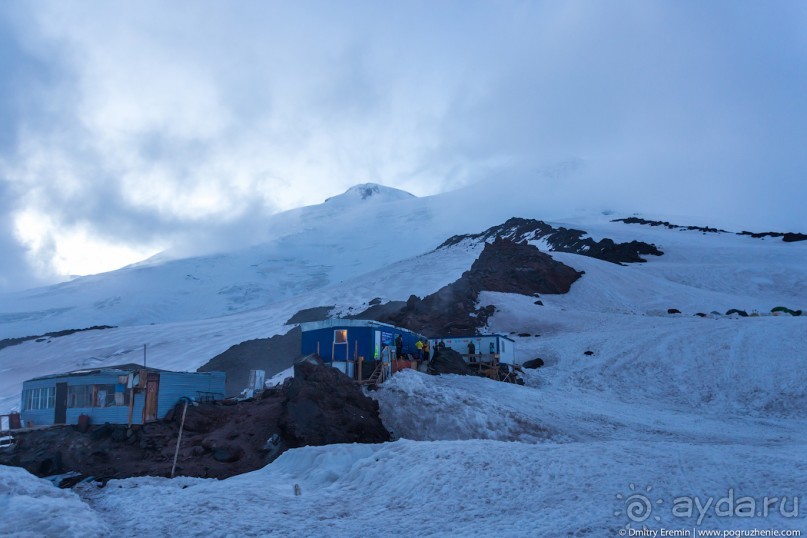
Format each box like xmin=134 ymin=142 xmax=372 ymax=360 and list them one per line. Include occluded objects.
xmin=54 ymin=383 xmax=67 ymax=424
xmin=143 ymin=373 xmax=160 ymax=422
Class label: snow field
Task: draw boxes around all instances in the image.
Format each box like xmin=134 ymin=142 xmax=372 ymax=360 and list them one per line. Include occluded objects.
xmin=70 ymin=439 xmax=805 ymax=537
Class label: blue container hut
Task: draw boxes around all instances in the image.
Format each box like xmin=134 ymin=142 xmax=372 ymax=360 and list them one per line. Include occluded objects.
xmin=429 ymin=334 xmax=516 ymax=364
xmin=300 ymin=319 xmax=426 ymax=378
xmin=20 ymin=363 xmax=225 ymax=427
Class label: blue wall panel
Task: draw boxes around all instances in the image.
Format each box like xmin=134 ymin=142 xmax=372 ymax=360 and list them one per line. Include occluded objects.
xmin=20 ymin=370 xmax=225 ymax=426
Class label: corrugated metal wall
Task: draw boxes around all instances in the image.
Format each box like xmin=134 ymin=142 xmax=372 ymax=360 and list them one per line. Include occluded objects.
xmin=156 ymin=372 xmax=226 ymax=419
xmin=20 ymin=370 xmax=226 ymax=426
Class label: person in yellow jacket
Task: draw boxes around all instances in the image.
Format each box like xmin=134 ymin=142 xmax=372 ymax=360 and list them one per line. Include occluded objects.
xmin=415 ymin=338 xmax=424 ymax=361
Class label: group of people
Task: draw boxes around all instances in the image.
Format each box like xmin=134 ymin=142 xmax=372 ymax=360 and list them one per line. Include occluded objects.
xmin=466 ymin=341 xmax=495 ymax=355
xmin=390 ymin=334 xmax=446 ymax=363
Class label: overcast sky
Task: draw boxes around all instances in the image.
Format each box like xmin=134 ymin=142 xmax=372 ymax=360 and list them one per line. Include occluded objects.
xmin=1 ymin=1 xmax=805 ymax=291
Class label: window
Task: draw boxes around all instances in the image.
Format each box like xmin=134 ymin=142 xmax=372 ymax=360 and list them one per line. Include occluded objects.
xmin=22 ymin=387 xmax=56 ymax=411
xmin=94 ymin=384 xmax=116 ymax=407
xmin=334 ymin=330 xmax=347 ymax=344
xmin=67 ymin=385 xmax=93 ymax=408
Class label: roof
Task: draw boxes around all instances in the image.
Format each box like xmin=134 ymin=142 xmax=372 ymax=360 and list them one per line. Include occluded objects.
xmin=25 ymin=363 xmax=203 ymax=383
xmin=300 ymin=319 xmax=424 ymax=335
xmin=432 ymin=334 xmax=516 ymax=343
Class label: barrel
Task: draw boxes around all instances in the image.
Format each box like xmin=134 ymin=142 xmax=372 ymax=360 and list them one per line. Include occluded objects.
xmin=77 ymin=413 xmax=91 ymax=433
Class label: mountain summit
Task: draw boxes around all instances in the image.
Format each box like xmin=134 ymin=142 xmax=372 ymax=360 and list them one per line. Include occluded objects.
xmin=324 ymin=183 xmax=416 ymax=205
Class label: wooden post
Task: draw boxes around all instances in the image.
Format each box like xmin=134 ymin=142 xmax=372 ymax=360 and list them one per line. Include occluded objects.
xmin=358 ymin=356 xmax=363 ymax=383
xmin=170 ymin=399 xmax=189 ymax=478
xmin=127 ymin=372 xmax=136 ymax=427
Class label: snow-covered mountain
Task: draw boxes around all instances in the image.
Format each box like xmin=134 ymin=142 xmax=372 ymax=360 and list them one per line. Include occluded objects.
xmin=1 ymin=173 xmax=806 ymax=535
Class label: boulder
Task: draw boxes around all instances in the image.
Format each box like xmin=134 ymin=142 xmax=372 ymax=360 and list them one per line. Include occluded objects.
xmin=429 ymin=348 xmax=476 ymax=376
xmin=280 ymin=359 xmax=390 ymax=448
xmin=726 ymin=309 xmax=749 ymax=317
xmin=522 ymin=358 xmax=544 ymax=369
xmin=213 ymin=446 xmax=243 ymax=463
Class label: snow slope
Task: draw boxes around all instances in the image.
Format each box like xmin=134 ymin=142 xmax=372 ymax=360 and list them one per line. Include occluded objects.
xmin=1 ymin=172 xmax=806 ymax=535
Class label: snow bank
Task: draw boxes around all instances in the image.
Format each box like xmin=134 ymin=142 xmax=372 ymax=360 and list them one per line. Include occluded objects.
xmin=0 ymin=465 xmax=109 ymax=537
xmin=78 ymin=440 xmax=805 ymax=536
xmin=374 ymin=370 xmax=560 ymax=442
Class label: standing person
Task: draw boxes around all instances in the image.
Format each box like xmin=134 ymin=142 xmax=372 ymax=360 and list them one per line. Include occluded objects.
xmin=395 ymin=334 xmax=403 ymax=359
xmin=438 ymin=340 xmax=446 ymax=351
xmin=415 ymin=338 xmax=424 ymax=361
xmin=423 ymin=339 xmax=430 ymax=362
xmin=468 ymin=340 xmax=476 ymax=361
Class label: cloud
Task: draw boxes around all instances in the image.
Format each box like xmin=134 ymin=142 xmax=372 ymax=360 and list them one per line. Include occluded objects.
xmin=0 ymin=0 xmax=805 ymax=287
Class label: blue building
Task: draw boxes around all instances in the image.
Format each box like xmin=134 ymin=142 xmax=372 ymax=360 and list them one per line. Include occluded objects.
xmin=20 ymin=364 xmax=225 ymax=427
xmin=429 ymin=334 xmax=516 ymax=364
xmin=300 ymin=319 xmax=426 ymax=378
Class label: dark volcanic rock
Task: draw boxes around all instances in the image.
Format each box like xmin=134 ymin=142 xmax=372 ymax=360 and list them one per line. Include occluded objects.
xmin=0 ymin=325 xmax=116 ymax=353
xmin=667 ymin=308 xmax=681 ymax=314
xmin=213 ymin=446 xmax=243 ymax=463
xmin=376 ymin=239 xmax=582 ymax=336
xmin=783 ymin=233 xmax=807 ymax=243
xmin=614 ymin=217 xmax=727 ymax=234
xmin=739 ymin=231 xmax=807 ymax=242
xmin=522 ymin=358 xmax=545 ymax=369
xmin=197 ymin=327 xmax=301 ymax=396
xmin=429 ymin=348 xmax=476 ymax=376
xmin=279 ymin=360 xmax=391 ymax=448
xmin=285 ymin=306 xmax=335 ymax=325
xmin=726 ymin=309 xmax=749 ymax=317
xmin=615 ymin=216 xmax=807 ymax=243
xmin=440 ymin=217 xmax=663 ymax=264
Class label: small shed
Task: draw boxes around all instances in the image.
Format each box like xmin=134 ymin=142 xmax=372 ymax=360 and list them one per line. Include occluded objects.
xmin=20 ymin=364 xmax=225 ymax=427
xmin=430 ymin=334 xmax=516 ymax=364
xmin=300 ymin=319 xmax=426 ymax=378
